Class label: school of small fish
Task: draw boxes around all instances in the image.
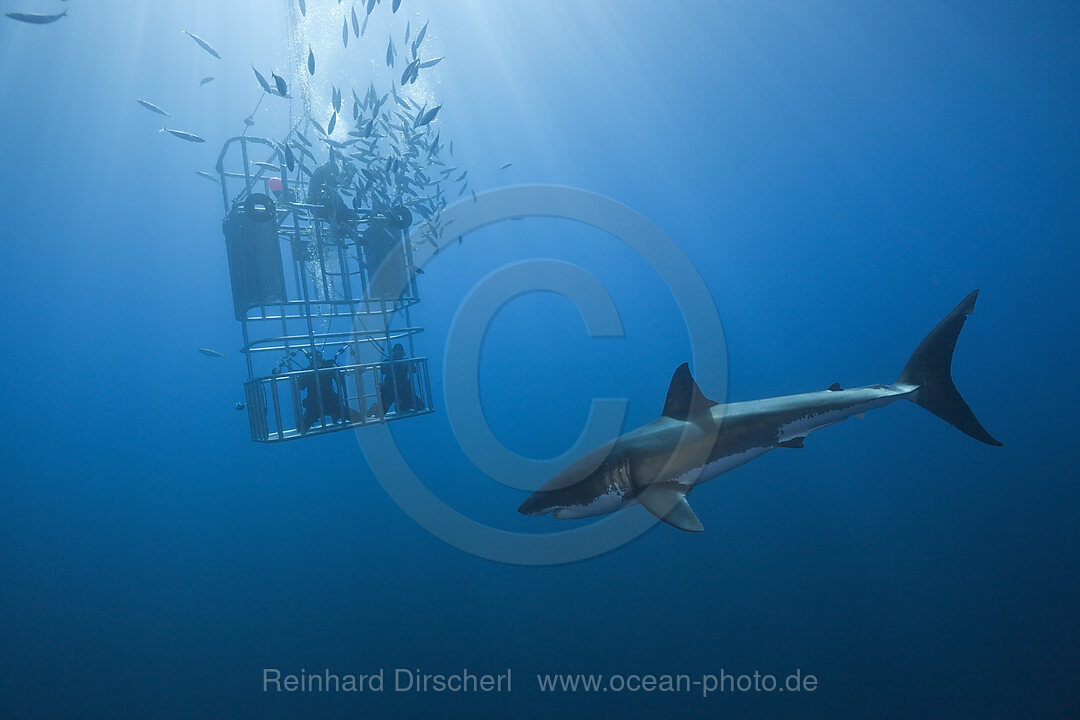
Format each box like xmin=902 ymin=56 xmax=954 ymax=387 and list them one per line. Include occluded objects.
xmin=15 ymin=0 xmax=514 ymax=253
xmin=256 ymin=0 xmax=481 ymax=252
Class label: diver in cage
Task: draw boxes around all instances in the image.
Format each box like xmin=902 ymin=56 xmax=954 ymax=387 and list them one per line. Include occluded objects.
xmin=299 ymin=346 xmax=354 ymax=433
xmin=307 ymin=160 xmax=359 ymax=242
xmin=368 ymin=343 xmax=420 ymax=418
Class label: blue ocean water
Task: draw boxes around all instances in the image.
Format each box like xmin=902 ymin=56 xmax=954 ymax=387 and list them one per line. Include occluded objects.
xmin=1 ymin=1 xmax=1078 ymax=717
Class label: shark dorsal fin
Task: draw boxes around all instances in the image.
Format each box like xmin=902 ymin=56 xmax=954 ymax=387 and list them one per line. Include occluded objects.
xmin=661 ymin=363 xmax=718 ymax=421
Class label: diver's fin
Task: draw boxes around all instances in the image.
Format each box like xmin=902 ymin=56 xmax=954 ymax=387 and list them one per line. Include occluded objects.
xmin=661 ymin=363 xmax=717 ymax=421
xmin=828 ymin=382 xmax=843 ymax=391
xmin=897 ymin=290 xmax=1002 ymax=446
xmin=638 ymin=484 xmax=704 ymax=532
xmin=778 ymin=437 xmax=805 ymax=449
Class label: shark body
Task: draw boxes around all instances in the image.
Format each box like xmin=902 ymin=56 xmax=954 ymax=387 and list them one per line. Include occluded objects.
xmin=519 ymin=291 xmax=1002 ymax=532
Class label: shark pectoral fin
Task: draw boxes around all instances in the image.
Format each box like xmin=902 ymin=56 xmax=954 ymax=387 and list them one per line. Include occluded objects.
xmin=638 ymin=484 xmax=704 ymax=533
xmin=777 ymin=437 xmax=805 ymax=448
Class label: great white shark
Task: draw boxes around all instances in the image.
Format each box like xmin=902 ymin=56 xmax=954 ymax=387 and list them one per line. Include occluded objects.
xmin=519 ymin=291 xmax=1002 ymax=532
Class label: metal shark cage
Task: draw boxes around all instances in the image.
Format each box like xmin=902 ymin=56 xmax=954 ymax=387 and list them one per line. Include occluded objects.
xmin=216 ymin=136 xmax=433 ymax=443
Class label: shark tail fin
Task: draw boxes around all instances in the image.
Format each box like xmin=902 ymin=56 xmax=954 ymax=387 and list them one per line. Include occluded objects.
xmin=897 ymin=290 xmax=1002 ymax=446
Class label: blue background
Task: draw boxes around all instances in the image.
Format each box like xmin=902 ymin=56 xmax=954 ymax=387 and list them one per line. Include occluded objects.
xmin=1 ymin=0 xmax=1077 ymax=717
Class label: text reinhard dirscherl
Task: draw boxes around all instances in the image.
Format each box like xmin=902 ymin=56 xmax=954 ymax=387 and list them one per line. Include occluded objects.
xmin=263 ymin=668 xmax=511 ymax=694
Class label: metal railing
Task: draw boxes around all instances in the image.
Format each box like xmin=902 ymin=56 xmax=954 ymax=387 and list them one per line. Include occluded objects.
xmin=244 ymin=357 xmax=434 ymax=443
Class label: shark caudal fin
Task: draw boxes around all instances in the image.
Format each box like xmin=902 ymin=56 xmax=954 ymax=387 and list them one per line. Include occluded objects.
xmin=897 ymin=290 xmax=1002 ymax=446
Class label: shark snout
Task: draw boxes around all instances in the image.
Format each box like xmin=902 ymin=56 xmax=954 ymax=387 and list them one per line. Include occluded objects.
xmin=517 ymin=492 xmax=550 ymax=517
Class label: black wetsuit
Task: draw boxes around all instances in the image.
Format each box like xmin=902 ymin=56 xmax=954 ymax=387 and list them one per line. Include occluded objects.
xmin=299 ymin=359 xmax=345 ymax=432
xmin=307 ymin=163 xmax=357 ymax=238
xmin=370 ymin=357 xmax=418 ymax=416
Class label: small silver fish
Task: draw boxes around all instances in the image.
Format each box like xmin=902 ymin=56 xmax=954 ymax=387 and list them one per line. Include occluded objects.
xmin=400 ymin=59 xmax=419 ymax=86
xmin=6 ymin=9 xmax=67 ymax=24
xmin=199 ymin=76 xmax=215 ymax=86
xmin=137 ymin=99 xmax=170 ymax=117
xmin=415 ymin=104 xmax=441 ymax=127
xmin=499 ymin=162 xmax=512 ymax=170
xmin=272 ymin=72 xmax=288 ymax=97
xmin=412 ymin=20 xmax=428 ymax=55
xmin=252 ymin=66 xmax=273 ymax=94
xmin=196 ymin=170 xmax=220 ymax=184
xmin=160 ymin=126 xmax=206 ymax=143
xmin=182 ymin=30 xmax=221 ymax=59
xmin=298 ymin=0 xmax=306 ymax=17
xmin=252 ymin=162 xmax=279 ymax=171
xmin=198 ymin=348 xmax=226 ymax=358
xmin=308 ymin=47 xmax=316 ymax=75
xmin=295 ymin=142 xmax=316 ymax=163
